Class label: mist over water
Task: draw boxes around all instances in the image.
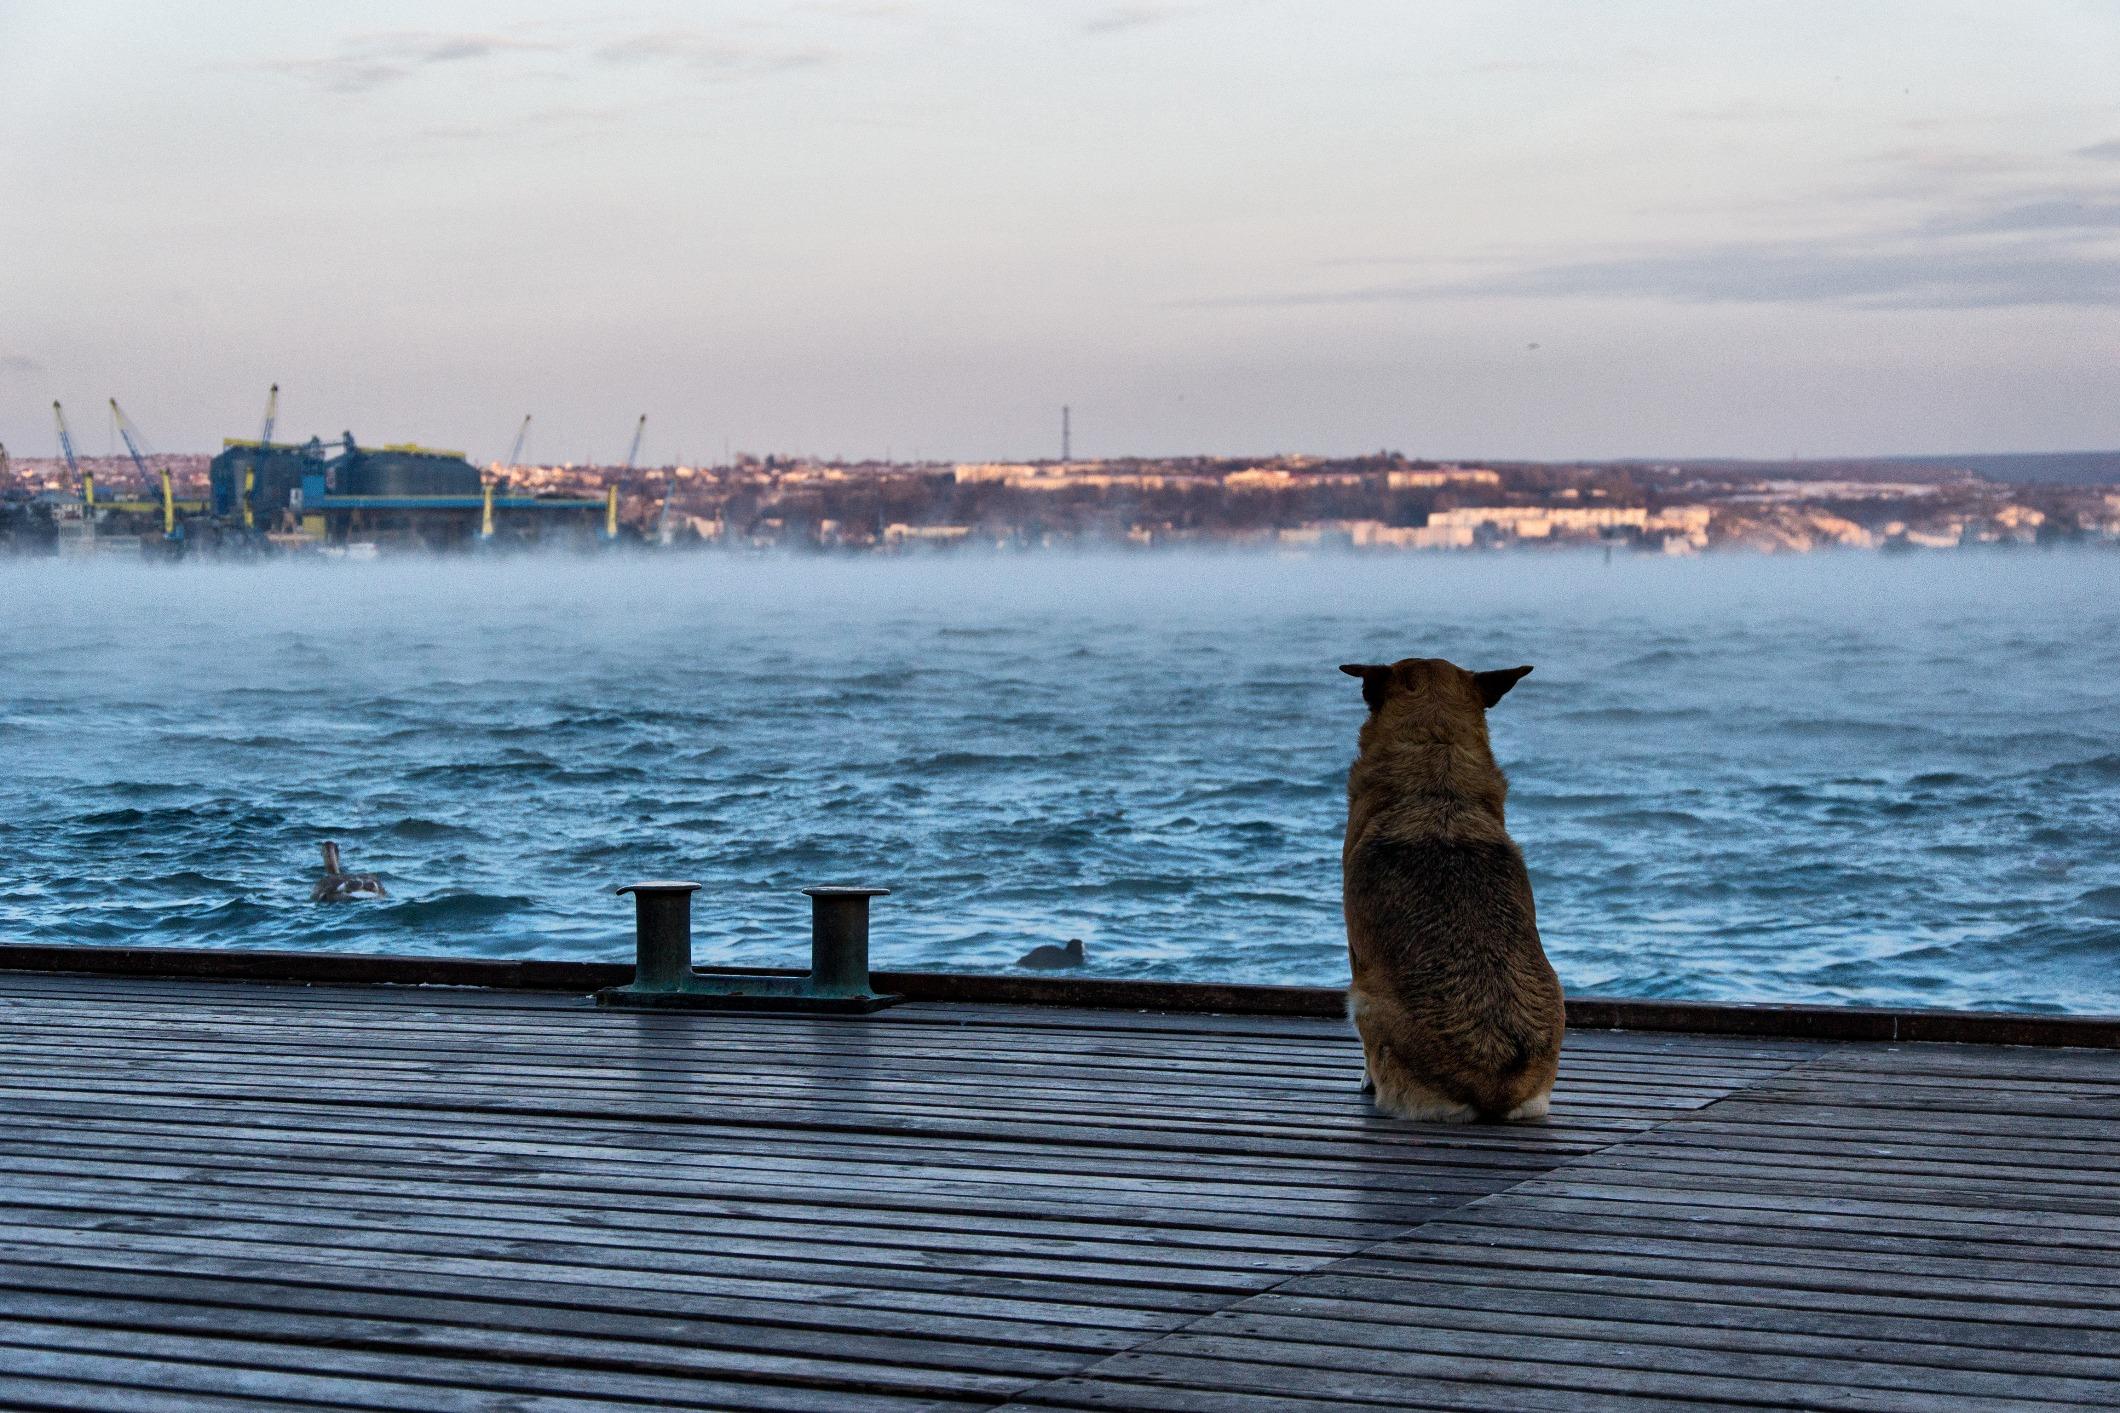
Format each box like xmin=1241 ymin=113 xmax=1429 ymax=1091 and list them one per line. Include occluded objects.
xmin=2 ymin=550 xmax=2115 ymax=1012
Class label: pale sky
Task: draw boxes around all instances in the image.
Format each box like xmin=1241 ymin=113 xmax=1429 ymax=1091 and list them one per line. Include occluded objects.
xmin=3 ymin=1 xmax=2117 ymax=464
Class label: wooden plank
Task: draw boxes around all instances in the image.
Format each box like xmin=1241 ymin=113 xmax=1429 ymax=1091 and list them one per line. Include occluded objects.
xmin=0 ymin=1103 xmax=1503 ymax=1217
xmin=1332 ymin=1242 xmax=2120 ymax=1317
xmin=0 ymin=1239 xmax=1195 ymax=1337
xmin=0 ymin=1325 xmax=972 ymax=1411
xmin=1081 ymin=1339 xmax=2093 ymax=1412
xmin=0 ymin=1006 xmax=1723 ymax=1100
xmin=1229 ymin=1287 xmax=2120 ymax=1366
xmin=1275 ymin=1271 xmax=2120 ymax=1359
xmin=0 ymin=1186 xmax=1331 ymax=1288
xmin=0 ymin=1376 xmax=352 ymax=1413
xmin=999 ymin=1375 xmax=1709 ymax=1413
xmin=0 ymin=1024 xmax=1794 ymax=1097
xmin=0 ymin=1217 xmax=1288 ymax=1308
xmin=0 ymin=1283 xmax=1090 ymax=1384
xmin=1433 ymin=1197 xmax=2120 ymax=1271
xmin=0 ymin=1258 xmax=1154 ymax=1359
xmin=0 ymin=1140 xmax=1440 ymax=1245
xmin=0 ymin=1156 xmax=1372 ymax=1257
xmin=0 ymin=1096 xmax=1603 ymax=1183
xmin=1361 ymin=1220 xmax=2120 ymax=1292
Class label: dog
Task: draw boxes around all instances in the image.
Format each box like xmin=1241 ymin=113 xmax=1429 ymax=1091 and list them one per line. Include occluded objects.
xmin=1338 ymin=657 xmax=1563 ymax=1122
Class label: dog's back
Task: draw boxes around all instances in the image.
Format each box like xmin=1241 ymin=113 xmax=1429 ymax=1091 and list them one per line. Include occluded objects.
xmin=1340 ymin=658 xmax=1563 ymax=1122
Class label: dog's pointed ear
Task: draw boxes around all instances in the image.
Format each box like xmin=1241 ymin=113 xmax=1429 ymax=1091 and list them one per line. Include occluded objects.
xmin=1473 ymin=665 xmax=1533 ymax=707
xmin=1340 ymin=663 xmax=1393 ymax=711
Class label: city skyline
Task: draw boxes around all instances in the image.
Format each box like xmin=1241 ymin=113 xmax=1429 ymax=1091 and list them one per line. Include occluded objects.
xmin=4 ymin=1 xmax=2119 ymax=464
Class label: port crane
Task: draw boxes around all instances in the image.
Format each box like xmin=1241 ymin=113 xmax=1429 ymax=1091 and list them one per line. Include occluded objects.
xmin=500 ymin=414 xmax=531 ymax=470
xmin=110 ymin=399 xmax=180 ymax=537
xmin=109 ymin=399 xmax=157 ymax=489
xmin=656 ymin=469 xmax=679 ymax=545
xmin=604 ymin=414 xmax=645 ymax=542
xmin=475 ymin=416 xmax=533 ymax=542
xmin=259 ymin=384 xmax=279 ymax=447
xmin=52 ymin=401 xmax=89 ymax=507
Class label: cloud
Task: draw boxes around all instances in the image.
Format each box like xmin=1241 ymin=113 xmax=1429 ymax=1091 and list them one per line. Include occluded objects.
xmin=255 ymin=24 xmax=827 ymax=95
xmin=1215 ymin=183 xmax=2120 ymax=313
xmin=413 ymin=103 xmax=637 ymax=146
xmin=1448 ymin=239 xmax=2120 ymax=310
xmin=1672 ymin=98 xmax=1817 ymax=124
xmin=2075 ymin=139 xmax=2120 ymax=162
xmin=1081 ymin=3 xmax=1196 ymax=36
xmin=1926 ymin=196 xmax=2120 ymax=236
xmin=0 ymin=354 xmax=41 ymax=376
xmin=1863 ymin=146 xmax=2027 ymax=179
xmin=255 ymin=31 xmax=556 ymax=93
xmin=593 ymin=29 xmax=832 ymax=76
xmin=800 ymin=2 xmax=923 ymax=19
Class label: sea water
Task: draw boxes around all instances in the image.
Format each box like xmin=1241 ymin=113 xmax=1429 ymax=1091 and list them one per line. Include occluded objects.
xmin=2 ymin=549 xmax=2115 ymax=1012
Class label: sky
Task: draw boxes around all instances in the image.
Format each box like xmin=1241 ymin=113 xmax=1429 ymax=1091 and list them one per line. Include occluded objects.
xmin=2 ymin=0 xmax=2117 ymax=465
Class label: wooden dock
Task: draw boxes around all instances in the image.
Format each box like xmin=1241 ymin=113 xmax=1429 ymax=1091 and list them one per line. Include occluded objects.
xmin=0 ymin=970 xmax=2114 ymax=1411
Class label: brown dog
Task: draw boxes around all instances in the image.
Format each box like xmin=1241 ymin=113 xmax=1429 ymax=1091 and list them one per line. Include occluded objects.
xmin=1339 ymin=657 xmax=1563 ymax=1122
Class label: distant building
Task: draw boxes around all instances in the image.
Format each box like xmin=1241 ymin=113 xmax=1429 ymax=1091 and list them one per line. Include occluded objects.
xmin=1386 ymin=467 xmax=1503 ymax=490
xmin=1426 ymin=505 xmax=1648 ymax=539
xmin=883 ymin=523 xmax=972 ymax=547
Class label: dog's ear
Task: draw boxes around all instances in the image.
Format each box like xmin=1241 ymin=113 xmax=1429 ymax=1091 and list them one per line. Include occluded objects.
xmin=1473 ymin=665 xmax=1533 ymax=707
xmin=1339 ymin=663 xmax=1393 ymax=712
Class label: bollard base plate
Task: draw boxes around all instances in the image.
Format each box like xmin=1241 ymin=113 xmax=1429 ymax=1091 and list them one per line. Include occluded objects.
xmin=594 ymin=986 xmax=900 ymax=1014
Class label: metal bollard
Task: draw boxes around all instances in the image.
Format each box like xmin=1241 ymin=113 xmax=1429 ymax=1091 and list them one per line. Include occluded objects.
xmin=804 ymin=887 xmax=890 ymax=1001
xmin=615 ymin=881 xmax=702 ymax=991
xmin=596 ymin=882 xmax=898 ymax=1014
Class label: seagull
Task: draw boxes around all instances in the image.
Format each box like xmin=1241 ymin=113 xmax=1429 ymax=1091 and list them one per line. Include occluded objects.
xmin=1015 ymin=938 xmax=1085 ymax=970
xmin=312 ymin=841 xmax=386 ymax=903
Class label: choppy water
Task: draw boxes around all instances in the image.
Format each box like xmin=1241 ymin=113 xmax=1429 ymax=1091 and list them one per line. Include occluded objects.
xmin=2 ymin=550 xmax=2116 ymax=1012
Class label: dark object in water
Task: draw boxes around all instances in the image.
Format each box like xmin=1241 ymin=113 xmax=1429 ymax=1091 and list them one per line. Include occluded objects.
xmin=312 ymin=841 xmax=386 ymax=903
xmin=1016 ymin=938 xmax=1085 ymax=970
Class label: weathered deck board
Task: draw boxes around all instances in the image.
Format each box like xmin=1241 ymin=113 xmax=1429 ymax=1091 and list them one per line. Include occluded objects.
xmin=0 ymin=974 xmax=2112 ymax=1411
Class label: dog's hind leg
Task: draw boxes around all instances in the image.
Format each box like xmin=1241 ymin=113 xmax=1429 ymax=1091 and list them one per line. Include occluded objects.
xmin=1362 ymin=1041 xmax=1477 ymax=1123
xmin=1347 ymin=991 xmax=1376 ymax=1093
xmin=1504 ymin=1086 xmax=1553 ymax=1122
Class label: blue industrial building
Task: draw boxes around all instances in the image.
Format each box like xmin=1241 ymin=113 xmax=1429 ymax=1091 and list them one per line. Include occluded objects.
xmin=209 ymin=433 xmax=610 ymax=549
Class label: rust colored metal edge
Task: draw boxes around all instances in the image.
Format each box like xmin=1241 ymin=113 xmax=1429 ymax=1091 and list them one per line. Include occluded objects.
xmin=0 ymin=943 xmax=2111 ymax=1047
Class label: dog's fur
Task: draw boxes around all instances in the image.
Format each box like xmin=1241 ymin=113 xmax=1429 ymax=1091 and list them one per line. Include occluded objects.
xmin=1339 ymin=657 xmax=1563 ymax=1123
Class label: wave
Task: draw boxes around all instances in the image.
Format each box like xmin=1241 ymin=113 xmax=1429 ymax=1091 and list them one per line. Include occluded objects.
xmin=406 ymin=761 xmax=648 ymax=784
xmin=2074 ymin=886 xmax=2120 ymax=919
xmin=385 ymin=817 xmax=466 ymax=839
xmin=1612 ymin=647 xmax=1707 ymax=670
xmin=375 ymin=892 xmax=537 ymax=926
xmin=2040 ymin=754 xmax=2120 ymax=785
xmin=1551 ymin=705 xmax=1714 ymax=723
xmin=1581 ymin=808 xmax=1710 ymax=830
